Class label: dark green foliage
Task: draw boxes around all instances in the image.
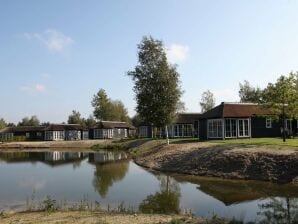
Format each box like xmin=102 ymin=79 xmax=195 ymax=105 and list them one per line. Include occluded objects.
xmin=67 ymin=110 xmax=85 ymax=125
xmin=0 ymin=118 xmax=6 ymax=129
xmin=239 ymin=80 xmax=262 ymax=103
xmin=92 ymin=89 xmax=130 ymax=122
xmin=18 ymin=115 xmax=40 ymax=126
xmin=128 ymin=36 xmax=182 ymax=128
xmin=200 ymin=90 xmax=215 ymax=113
xmin=261 ymin=73 xmax=298 ymax=141
xmin=42 ymin=195 xmax=57 ymax=212
xmin=262 ymin=73 xmax=298 ymax=119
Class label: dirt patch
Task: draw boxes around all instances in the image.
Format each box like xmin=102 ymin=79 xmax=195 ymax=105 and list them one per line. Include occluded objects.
xmin=0 ymin=211 xmax=202 ymax=224
xmin=135 ymin=142 xmax=298 ymax=183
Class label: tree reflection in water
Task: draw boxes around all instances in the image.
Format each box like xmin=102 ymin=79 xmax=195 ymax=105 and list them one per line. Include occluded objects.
xmin=139 ymin=175 xmax=181 ymax=214
xmin=92 ymin=161 xmax=129 ymax=198
xmin=258 ymin=198 xmax=298 ymax=224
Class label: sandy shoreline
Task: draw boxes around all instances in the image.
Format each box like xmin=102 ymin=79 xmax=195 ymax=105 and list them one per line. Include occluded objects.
xmin=135 ymin=142 xmax=298 ymax=184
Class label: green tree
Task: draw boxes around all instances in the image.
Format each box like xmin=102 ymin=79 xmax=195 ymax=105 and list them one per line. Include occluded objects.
xmin=128 ymin=36 xmax=182 ymax=144
xmin=139 ymin=175 xmax=181 ymax=214
xmin=84 ymin=115 xmax=96 ymax=128
xmin=18 ymin=115 xmax=40 ymax=126
xmin=239 ymin=80 xmax=262 ymax=103
xmin=67 ymin=110 xmax=84 ymax=125
xmin=92 ymin=89 xmax=129 ymax=122
xmin=0 ymin=118 xmax=6 ymax=129
xmin=262 ymin=73 xmax=298 ymax=142
xmin=176 ymin=100 xmax=186 ymax=113
xmin=200 ymin=90 xmax=215 ymax=113
xmin=92 ymin=161 xmax=129 ymax=198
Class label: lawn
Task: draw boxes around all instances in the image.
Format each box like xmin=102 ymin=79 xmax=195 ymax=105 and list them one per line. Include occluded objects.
xmin=210 ymin=138 xmax=298 ymax=147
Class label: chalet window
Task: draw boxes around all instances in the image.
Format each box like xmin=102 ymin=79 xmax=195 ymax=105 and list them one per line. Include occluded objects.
xmin=208 ymin=119 xmax=223 ymax=138
xmin=285 ymin=119 xmax=292 ymax=130
xmin=139 ymin=127 xmax=148 ymax=138
xmin=184 ymin=124 xmax=193 ymax=137
xmin=238 ymin=119 xmax=250 ymax=137
xmin=173 ymin=124 xmax=193 ymax=137
xmin=225 ymin=119 xmax=237 ymax=138
xmin=266 ymin=118 xmax=272 ymax=128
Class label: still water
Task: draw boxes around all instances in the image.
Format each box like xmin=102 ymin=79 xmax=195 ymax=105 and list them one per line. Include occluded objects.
xmin=0 ymin=150 xmax=298 ymax=222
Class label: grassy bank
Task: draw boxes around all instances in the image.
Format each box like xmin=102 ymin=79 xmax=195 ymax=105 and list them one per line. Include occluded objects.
xmin=210 ymin=138 xmax=298 ymax=148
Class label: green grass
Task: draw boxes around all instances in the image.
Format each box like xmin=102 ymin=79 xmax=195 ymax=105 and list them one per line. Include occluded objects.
xmin=91 ymin=138 xmax=199 ymax=156
xmin=209 ymin=138 xmax=298 ymax=147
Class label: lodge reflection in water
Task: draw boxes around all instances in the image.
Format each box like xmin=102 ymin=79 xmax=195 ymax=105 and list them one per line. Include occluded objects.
xmin=88 ymin=151 xmax=128 ymax=164
xmin=0 ymin=151 xmax=128 ymax=165
xmin=1 ymin=151 xmax=298 ymax=222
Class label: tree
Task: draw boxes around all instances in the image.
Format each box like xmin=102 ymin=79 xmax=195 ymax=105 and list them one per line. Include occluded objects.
xmin=18 ymin=115 xmax=40 ymax=126
xmin=67 ymin=110 xmax=84 ymax=125
xmin=92 ymin=89 xmax=129 ymax=122
xmin=262 ymin=72 xmax=298 ymax=142
xmin=199 ymin=90 xmax=215 ymax=113
xmin=109 ymin=100 xmax=130 ymax=122
xmin=0 ymin=118 xmax=6 ymax=129
xmin=128 ymin=36 xmax=182 ymax=144
xmin=176 ymin=101 xmax=186 ymax=113
xmin=84 ymin=115 xmax=96 ymax=128
xmin=239 ymin=80 xmax=262 ymax=103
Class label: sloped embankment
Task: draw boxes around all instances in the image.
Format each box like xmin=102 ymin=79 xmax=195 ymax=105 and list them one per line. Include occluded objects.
xmin=135 ymin=142 xmax=298 ymax=184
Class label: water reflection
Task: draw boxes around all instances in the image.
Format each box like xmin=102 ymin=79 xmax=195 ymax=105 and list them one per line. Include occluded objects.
xmin=92 ymin=161 xmax=129 ymax=197
xmin=174 ymin=175 xmax=298 ymax=206
xmin=139 ymin=175 xmax=181 ymax=214
xmin=258 ymin=198 xmax=298 ymax=224
xmin=0 ymin=151 xmax=298 ymax=222
xmin=88 ymin=151 xmax=128 ymax=164
xmin=0 ymin=151 xmax=128 ymax=167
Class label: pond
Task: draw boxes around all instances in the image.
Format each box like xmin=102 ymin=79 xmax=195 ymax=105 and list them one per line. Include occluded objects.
xmin=0 ymin=150 xmax=298 ymax=223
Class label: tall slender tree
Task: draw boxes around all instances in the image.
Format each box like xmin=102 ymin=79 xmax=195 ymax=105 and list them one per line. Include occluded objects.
xmin=199 ymin=90 xmax=215 ymax=113
xmin=128 ymin=36 xmax=182 ymax=144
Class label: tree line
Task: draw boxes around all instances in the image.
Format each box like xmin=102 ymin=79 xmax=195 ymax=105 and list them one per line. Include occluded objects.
xmin=0 ymin=36 xmax=297 ymax=143
xmin=0 ymin=88 xmax=130 ymax=128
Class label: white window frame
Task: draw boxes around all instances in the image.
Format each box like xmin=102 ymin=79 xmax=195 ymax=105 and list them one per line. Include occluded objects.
xmin=238 ymin=119 xmax=250 ymax=138
xmin=266 ymin=118 xmax=272 ymax=128
xmin=207 ymin=119 xmax=224 ymax=139
xmin=225 ymin=119 xmax=237 ymax=138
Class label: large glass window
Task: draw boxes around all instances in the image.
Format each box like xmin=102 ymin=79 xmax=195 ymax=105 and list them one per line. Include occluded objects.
xmin=173 ymin=124 xmax=193 ymax=137
xmin=208 ymin=119 xmax=223 ymax=138
xmin=225 ymin=119 xmax=237 ymax=138
xmin=238 ymin=119 xmax=250 ymax=137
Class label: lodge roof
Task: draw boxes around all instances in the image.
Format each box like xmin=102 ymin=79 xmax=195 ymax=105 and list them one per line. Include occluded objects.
xmin=0 ymin=124 xmax=88 ymax=133
xmin=201 ymin=102 xmax=273 ymax=119
xmin=174 ymin=113 xmax=202 ymax=124
xmin=0 ymin=126 xmax=46 ymax=133
xmin=44 ymin=124 xmax=88 ymax=131
xmin=91 ymin=121 xmax=135 ymax=129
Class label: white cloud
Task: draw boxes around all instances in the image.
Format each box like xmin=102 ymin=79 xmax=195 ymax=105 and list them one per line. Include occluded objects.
xmin=24 ymin=29 xmax=74 ymax=53
xmin=166 ymin=44 xmax=189 ymax=64
xmin=20 ymin=84 xmax=46 ymax=93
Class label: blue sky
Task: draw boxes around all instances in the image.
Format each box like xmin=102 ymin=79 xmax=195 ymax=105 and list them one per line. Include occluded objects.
xmin=1 ymin=0 xmax=298 ymax=123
